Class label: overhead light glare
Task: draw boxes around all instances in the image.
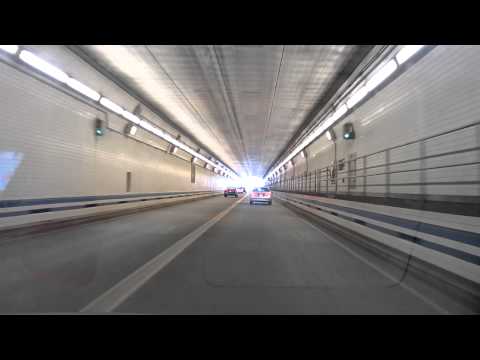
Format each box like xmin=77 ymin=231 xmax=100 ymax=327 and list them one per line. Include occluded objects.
xmin=396 ymin=45 xmax=424 ymax=65
xmin=19 ymin=50 xmax=68 ymax=83
xmin=326 ymin=130 xmax=332 ymax=141
xmin=0 ymin=45 xmax=19 ymax=54
xmin=264 ymin=51 xmax=419 ymax=180
xmin=331 ymin=104 xmax=348 ymax=122
xmin=116 ymin=111 xmax=237 ymax=178
xmin=100 ymin=97 xmax=123 ymax=115
xmin=346 ymin=85 xmax=369 ymax=109
xmin=6 ymin=49 xmax=238 ymax=178
xmin=122 ymin=110 xmax=141 ymax=124
xmin=129 ymin=125 xmax=138 ymax=136
xmin=139 ymin=120 xmax=156 ymax=133
xmin=365 ymin=60 xmax=398 ymax=92
xmin=66 ymin=77 xmax=101 ymax=101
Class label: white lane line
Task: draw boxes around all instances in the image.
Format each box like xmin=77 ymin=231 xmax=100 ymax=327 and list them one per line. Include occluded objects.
xmin=290 ymin=205 xmax=450 ymax=314
xmin=81 ymin=196 xmax=246 ymax=313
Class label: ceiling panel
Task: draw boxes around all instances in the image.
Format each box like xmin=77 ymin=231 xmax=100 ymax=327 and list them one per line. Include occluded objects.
xmin=78 ymin=45 xmax=373 ymax=177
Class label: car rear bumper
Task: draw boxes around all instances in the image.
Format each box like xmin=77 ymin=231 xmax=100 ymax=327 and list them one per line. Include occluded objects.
xmin=250 ymin=198 xmax=271 ymax=203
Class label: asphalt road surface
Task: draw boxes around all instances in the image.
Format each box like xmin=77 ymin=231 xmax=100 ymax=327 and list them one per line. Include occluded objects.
xmin=0 ymin=195 xmax=447 ymax=314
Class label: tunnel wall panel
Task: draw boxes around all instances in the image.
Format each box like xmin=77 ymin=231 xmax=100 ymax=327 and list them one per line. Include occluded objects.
xmin=301 ymin=45 xmax=480 ymax=200
xmin=0 ymin=60 xmax=223 ymax=203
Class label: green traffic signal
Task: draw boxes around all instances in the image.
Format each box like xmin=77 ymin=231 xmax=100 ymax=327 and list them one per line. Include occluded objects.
xmin=95 ymin=118 xmax=105 ymax=136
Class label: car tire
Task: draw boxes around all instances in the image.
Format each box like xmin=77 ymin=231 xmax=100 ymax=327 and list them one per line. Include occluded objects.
xmin=224 ymin=195 xmax=227 ymax=197
xmin=269 ymin=201 xmax=272 ymax=205
xmin=249 ymin=201 xmax=253 ymax=205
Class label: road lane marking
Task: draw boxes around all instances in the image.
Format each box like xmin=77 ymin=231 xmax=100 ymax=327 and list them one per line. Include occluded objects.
xmin=80 ymin=195 xmax=246 ymax=313
xmin=279 ymin=197 xmax=449 ymax=314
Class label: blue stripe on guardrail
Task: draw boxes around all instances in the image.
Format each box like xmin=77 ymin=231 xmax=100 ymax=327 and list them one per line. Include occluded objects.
xmin=296 ymin=196 xmax=480 ymax=248
xmin=0 ymin=191 xmax=217 ymax=218
xmin=285 ymin=196 xmax=480 ymax=266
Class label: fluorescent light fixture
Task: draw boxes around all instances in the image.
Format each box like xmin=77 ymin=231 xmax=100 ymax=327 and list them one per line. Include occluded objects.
xmin=331 ymin=104 xmax=348 ymax=122
xmin=0 ymin=45 xmax=19 ymax=54
xmin=122 ymin=110 xmax=141 ymax=124
xmin=326 ymin=130 xmax=332 ymax=141
xmin=100 ymin=97 xmax=123 ymax=115
xmin=396 ymin=45 xmax=424 ymax=65
xmin=265 ymin=106 xmax=347 ymax=178
xmin=129 ymin=125 xmax=137 ymax=136
xmin=10 ymin=49 xmax=238 ymax=176
xmin=346 ymin=85 xmax=369 ymax=109
xmin=300 ymin=151 xmax=305 ymax=158
xmin=66 ymin=77 xmax=101 ymax=101
xmin=152 ymin=127 xmax=165 ymax=138
xmin=19 ymin=50 xmax=68 ymax=83
xmin=139 ymin=119 xmax=156 ymax=133
xmin=365 ymin=59 xmax=398 ymax=92
xmin=136 ymin=118 xmax=238 ymax=178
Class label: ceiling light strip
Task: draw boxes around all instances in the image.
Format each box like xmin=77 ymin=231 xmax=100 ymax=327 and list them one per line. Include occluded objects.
xmin=7 ymin=47 xmax=236 ymax=178
xmin=266 ymin=45 xmax=425 ymax=180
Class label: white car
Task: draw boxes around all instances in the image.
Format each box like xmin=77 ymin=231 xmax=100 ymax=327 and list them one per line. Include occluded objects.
xmin=249 ymin=187 xmax=272 ymax=205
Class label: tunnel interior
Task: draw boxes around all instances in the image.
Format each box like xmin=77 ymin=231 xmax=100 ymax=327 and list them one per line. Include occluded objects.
xmin=0 ymin=44 xmax=478 ymax=315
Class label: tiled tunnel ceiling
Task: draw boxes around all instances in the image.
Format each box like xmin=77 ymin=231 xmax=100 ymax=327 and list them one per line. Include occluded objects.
xmin=77 ymin=45 xmax=374 ymax=177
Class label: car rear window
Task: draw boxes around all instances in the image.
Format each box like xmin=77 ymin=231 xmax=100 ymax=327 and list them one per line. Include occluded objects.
xmin=253 ymin=187 xmax=270 ymax=192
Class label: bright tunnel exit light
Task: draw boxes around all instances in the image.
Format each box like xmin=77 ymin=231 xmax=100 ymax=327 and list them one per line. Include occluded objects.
xmin=241 ymin=176 xmax=265 ymax=192
xmin=19 ymin=50 xmax=69 ymax=83
xmin=0 ymin=45 xmax=19 ymax=54
xmin=396 ymin=45 xmax=424 ymax=65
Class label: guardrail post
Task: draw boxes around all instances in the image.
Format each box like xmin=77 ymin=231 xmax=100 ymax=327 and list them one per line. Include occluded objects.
xmin=309 ymin=172 xmax=312 ymax=193
xmin=363 ymin=155 xmax=367 ymax=197
xmin=420 ymin=139 xmax=426 ymax=198
xmin=326 ymin=168 xmax=329 ymax=194
xmin=335 ymin=163 xmax=338 ymax=195
xmin=318 ymin=169 xmax=321 ymax=193
xmin=385 ymin=149 xmax=390 ymax=197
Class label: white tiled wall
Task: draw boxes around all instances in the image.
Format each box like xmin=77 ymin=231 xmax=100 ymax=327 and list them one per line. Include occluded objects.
xmin=0 ymin=60 xmax=222 ymax=201
xmin=291 ymin=45 xmax=480 ymax=198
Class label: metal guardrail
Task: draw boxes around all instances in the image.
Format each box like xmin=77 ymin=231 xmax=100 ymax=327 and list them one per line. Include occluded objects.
xmin=0 ymin=191 xmax=221 ymax=218
xmin=0 ymin=191 xmax=223 ymax=236
xmin=269 ymin=121 xmax=480 ymax=202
